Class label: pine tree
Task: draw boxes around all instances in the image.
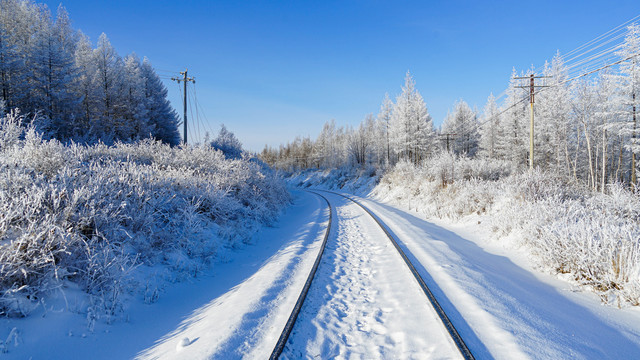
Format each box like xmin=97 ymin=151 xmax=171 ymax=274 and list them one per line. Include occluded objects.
xmin=73 ymin=33 xmax=97 ymax=138
xmin=497 ymin=68 xmax=529 ymax=165
xmin=616 ymin=23 xmax=640 ymax=186
xmin=441 ymin=99 xmax=479 ymax=156
xmin=211 ymin=124 xmax=243 ymax=159
xmin=29 ymin=5 xmax=79 ymax=138
xmin=479 ymin=93 xmax=500 ymax=159
xmin=390 ymin=71 xmax=434 ymax=164
xmin=122 ymin=53 xmax=149 ymax=140
xmin=537 ymin=53 xmax=572 ymax=175
xmin=377 ymin=93 xmax=393 ymax=165
xmin=140 ymin=58 xmax=180 ymax=145
xmin=92 ymin=33 xmax=125 ymax=141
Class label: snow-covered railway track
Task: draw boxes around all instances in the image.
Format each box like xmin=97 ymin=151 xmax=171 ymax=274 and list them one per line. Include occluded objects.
xmin=323 ymin=190 xmax=474 ymax=360
xmin=272 ymin=190 xmax=474 ymax=359
xmin=270 ymin=191 xmax=333 ymax=359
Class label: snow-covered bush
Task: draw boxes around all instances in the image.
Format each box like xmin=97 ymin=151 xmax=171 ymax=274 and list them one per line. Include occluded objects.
xmin=210 ymin=124 xmax=244 ymax=160
xmin=373 ymin=157 xmax=640 ymax=307
xmin=287 ymin=166 xmax=383 ymax=196
xmin=0 ymin=112 xmax=289 ymax=319
xmin=498 ymin=179 xmax=640 ymax=306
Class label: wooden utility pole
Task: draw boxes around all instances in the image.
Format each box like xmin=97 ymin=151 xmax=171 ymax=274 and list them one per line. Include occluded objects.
xmin=439 ymin=133 xmax=456 ymax=152
xmin=172 ymin=69 xmax=195 ymax=144
xmin=514 ymin=74 xmax=549 ymax=170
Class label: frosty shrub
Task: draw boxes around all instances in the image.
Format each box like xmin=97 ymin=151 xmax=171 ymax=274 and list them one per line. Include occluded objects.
xmin=287 ymin=166 xmax=383 ymax=196
xmin=373 ymin=157 xmax=640 ymax=307
xmin=499 ymin=178 xmax=640 ymax=306
xmin=0 ymin=113 xmax=289 ymax=318
xmin=374 ymin=156 xmax=509 ymax=219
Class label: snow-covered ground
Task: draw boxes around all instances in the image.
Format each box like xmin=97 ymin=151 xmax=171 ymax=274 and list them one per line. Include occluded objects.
xmin=283 ymin=192 xmax=461 ymax=359
xmin=0 ymin=190 xmax=326 ymax=359
xmin=4 ymin=184 xmax=640 ymax=359
xmin=353 ymin=193 xmax=640 ymax=359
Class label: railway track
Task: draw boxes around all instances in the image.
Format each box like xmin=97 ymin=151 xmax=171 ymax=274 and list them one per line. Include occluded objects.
xmin=270 ymin=190 xmax=475 ymax=359
xmin=269 ymin=191 xmax=332 ymax=359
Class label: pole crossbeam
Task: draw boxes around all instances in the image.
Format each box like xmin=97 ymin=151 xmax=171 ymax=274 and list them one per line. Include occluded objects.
xmin=171 ymin=69 xmax=196 ymax=144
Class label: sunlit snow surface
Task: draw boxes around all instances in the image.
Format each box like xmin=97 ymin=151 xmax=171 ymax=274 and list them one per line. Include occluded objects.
xmin=282 ymin=193 xmax=460 ymax=359
xmin=357 ymin=194 xmax=640 ymax=359
xmin=3 ymin=190 xmax=640 ymax=359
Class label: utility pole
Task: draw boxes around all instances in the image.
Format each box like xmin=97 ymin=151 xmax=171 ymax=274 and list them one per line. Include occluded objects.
xmin=514 ymin=74 xmax=549 ymax=170
xmin=172 ymin=69 xmax=195 ymax=144
xmin=439 ymin=133 xmax=456 ymax=152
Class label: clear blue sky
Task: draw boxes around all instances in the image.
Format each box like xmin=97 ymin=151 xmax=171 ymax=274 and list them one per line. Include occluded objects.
xmin=43 ymin=0 xmax=640 ymax=151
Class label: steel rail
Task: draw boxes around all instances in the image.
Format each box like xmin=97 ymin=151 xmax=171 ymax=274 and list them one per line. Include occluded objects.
xmin=269 ymin=191 xmax=332 ymax=359
xmin=319 ymin=189 xmax=475 ymax=360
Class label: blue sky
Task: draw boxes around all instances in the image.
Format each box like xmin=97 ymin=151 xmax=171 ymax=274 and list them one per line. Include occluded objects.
xmin=43 ymin=0 xmax=640 ymax=150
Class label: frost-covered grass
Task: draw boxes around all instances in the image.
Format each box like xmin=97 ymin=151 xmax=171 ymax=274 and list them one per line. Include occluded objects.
xmin=0 ymin=111 xmax=289 ymax=320
xmin=373 ymin=153 xmax=640 ymax=307
xmin=286 ymin=166 xmax=383 ymax=196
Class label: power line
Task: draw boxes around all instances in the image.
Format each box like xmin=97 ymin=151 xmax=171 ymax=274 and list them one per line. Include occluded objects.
xmin=192 ymin=83 xmax=216 ymax=140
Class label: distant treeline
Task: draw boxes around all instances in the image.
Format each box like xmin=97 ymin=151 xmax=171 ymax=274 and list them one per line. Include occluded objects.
xmin=0 ymin=0 xmax=180 ymax=145
xmin=263 ymin=24 xmax=640 ymax=192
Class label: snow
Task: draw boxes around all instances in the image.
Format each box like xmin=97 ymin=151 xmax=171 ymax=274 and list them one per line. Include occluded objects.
xmin=0 ymin=189 xmax=325 ymax=359
xmin=352 ymin=193 xmax=640 ymax=359
xmin=283 ymin=192 xmax=461 ymax=359
xmin=3 ymin=179 xmax=640 ymax=359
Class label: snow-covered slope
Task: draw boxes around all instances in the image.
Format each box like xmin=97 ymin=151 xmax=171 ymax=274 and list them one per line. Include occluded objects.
xmin=0 ymin=190 xmax=322 ymax=359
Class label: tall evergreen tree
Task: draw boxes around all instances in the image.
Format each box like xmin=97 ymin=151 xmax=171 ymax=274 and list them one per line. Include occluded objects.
xmin=441 ymin=99 xmax=479 ymax=156
xmin=390 ymin=71 xmax=434 ymax=164
xmin=140 ymin=58 xmax=180 ymax=145
xmin=479 ymin=93 xmax=500 ymax=159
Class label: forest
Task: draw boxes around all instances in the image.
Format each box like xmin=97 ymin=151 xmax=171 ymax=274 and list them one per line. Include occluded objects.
xmin=262 ymin=24 xmax=640 ymax=193
xmin=0 ymin=0 xmax=180 ymax=145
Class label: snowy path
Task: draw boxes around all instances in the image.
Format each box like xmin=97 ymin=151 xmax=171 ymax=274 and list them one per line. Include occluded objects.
xmin=353 ymin=193 xmax=640 ymax=359
xmin=282 ymin=192 xmax=462 ymax=359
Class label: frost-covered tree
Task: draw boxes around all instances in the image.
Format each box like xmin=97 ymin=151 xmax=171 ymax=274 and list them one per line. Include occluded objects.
xmin=496 ymin=68 xmax=529 ymax=165
xmin=377 ymin=93 xmax=393 ymax=165
xmin=536 ymin=53 xmax=572 ymax=175
xmin=29 ymin=5 xmax=79 ymax=138
xmin=0 ymin=1 xmax=179 ymax=145
xmin=390 ymin=71 xmax=434 ymax=164
xmin=479 ymin=93 xmax=500 ymax=159
xmin=211 ymin=124 xmax=243 ymax=159
xmin=441 ymin=99 xmax=479 ymax=156
xmin=348 ymin=114 xmax=377 ymax=167
xmin=141 ymin=58 xmax=180 ymax=146
xmin=616 ymin=23 xmax=640 ymax=186
xmin=122 ymin=53 xmax=149 ymax=140
xmin=91 ymin=33 xmax=126 ymax=140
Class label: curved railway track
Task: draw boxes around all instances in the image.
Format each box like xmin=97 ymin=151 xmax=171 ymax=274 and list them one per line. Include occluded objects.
xmin=269 ymin=191 xmax=332 ymax=359
xmin=270 ymin=190 xmax=475 ymax=359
